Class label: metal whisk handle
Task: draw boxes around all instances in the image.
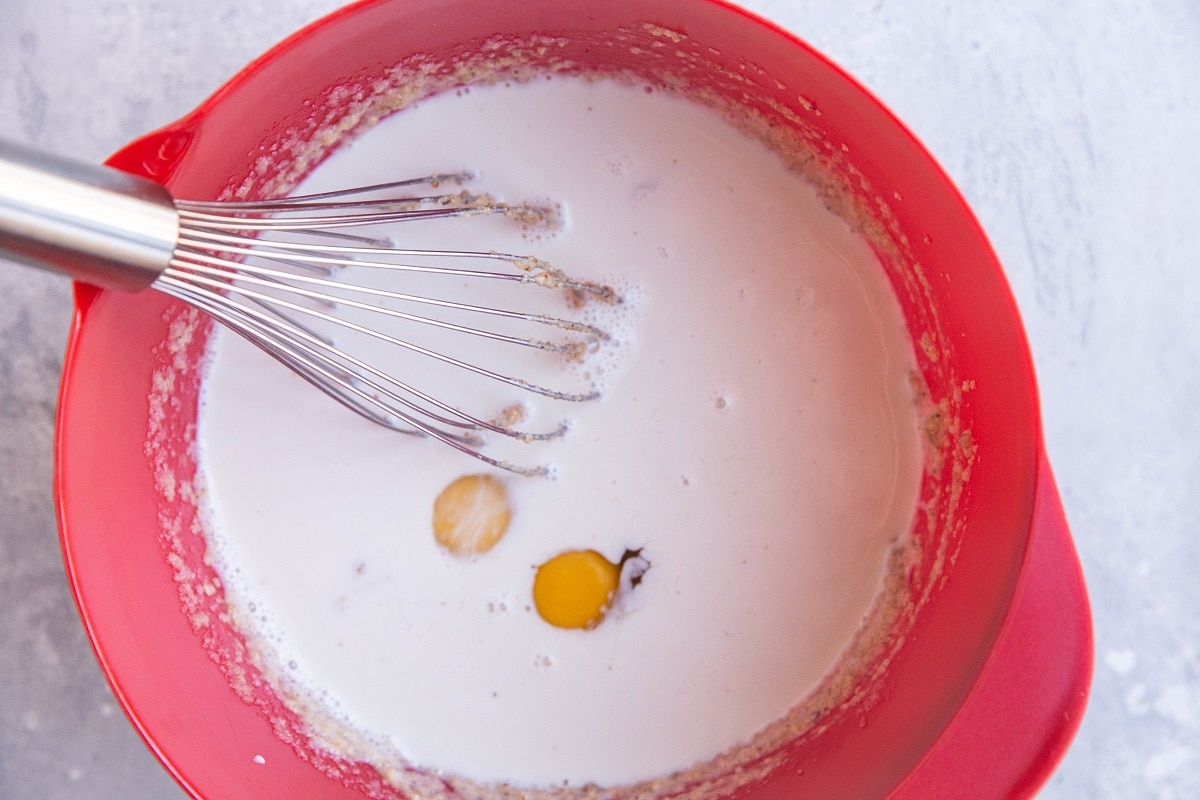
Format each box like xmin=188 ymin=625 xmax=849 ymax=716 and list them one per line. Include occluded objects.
xmin=0 ymin=139 xmax=178 ymax=292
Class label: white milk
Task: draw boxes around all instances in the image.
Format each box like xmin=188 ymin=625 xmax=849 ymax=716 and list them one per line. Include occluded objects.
xmin=197 ymin=77 xmax=923 ymax=789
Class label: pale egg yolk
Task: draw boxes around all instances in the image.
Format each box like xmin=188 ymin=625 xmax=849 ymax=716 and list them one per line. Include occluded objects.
xmin=432 ymin=475 xmax=511 ymax=555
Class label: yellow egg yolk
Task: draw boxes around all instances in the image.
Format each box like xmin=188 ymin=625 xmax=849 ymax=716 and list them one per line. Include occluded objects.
xmin=533 ymin=549 xmax=622 ymax=630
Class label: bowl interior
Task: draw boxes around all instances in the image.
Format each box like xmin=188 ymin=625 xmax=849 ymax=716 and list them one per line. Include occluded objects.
xmin=56 ymin=1 xmax=1040 ymax=798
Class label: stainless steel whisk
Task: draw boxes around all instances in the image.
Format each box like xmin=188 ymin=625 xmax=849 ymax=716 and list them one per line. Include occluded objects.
xmin=0 ymin=139 xmax=614 ymax=476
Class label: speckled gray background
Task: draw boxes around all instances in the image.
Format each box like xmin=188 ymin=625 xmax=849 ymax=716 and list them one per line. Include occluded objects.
xmin=1 ymin=1 xmax=1197 ymax=798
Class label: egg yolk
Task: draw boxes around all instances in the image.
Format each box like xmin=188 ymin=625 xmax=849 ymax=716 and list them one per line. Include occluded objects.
xmin=432 ymin=474 xmax=511 ymax=555
xmin=533 ymin=549 xmax=622 ymax=630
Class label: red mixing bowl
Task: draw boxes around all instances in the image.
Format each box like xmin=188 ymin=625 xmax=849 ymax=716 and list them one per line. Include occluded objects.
xmin=54 ymin=1 xmax=1093 ymax=798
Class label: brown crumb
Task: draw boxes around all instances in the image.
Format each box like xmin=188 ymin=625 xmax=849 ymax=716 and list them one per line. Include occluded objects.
xmin=561 ymin=341 xmax=589 ymax=362
xmin=565 ymin=287 xmax=588 ymax=309
xmin=919 ymin=331 xmax=939 ymax=363
xmin=505 ymin=202 xmax=562 ymax=231
xmin=490 ymin=404 xmax=526 ymax=429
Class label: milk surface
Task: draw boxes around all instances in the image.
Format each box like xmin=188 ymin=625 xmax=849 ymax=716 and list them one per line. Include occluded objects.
xmin=197 ymin=78 xmax=923 ymax=788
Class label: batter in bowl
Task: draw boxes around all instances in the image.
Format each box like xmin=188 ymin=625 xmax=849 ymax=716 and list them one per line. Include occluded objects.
xmin=195 ymin=76 xmax=924 ymax=795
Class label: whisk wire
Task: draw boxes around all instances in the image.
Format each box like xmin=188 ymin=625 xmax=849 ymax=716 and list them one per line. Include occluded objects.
xmin=176 ymin=174 xmax=476 ymax=210
xmin=160 ymin=257 xmax=596 ymax=404
xmin=162 ymin=276 xmax=549 ymax=477
xmin=179 ymin=227 xmax=613 ymax=304
xmin=156 ymin=269 xmax=563 ymax=477
xmin=179 ymin=242 xmax=607 ymax=340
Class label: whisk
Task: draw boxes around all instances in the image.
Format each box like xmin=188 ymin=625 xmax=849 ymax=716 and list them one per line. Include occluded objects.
xmin=0 ymin=139 xmax=615 ymax=476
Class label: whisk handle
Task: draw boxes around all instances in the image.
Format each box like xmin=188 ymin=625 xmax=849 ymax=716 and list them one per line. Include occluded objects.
xmin=0 ymin=139 xmax=178 ymax=292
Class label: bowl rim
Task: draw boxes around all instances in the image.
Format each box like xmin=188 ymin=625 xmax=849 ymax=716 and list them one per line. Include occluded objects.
xmin=55 ymin=1 xmax=1057 ymax=798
